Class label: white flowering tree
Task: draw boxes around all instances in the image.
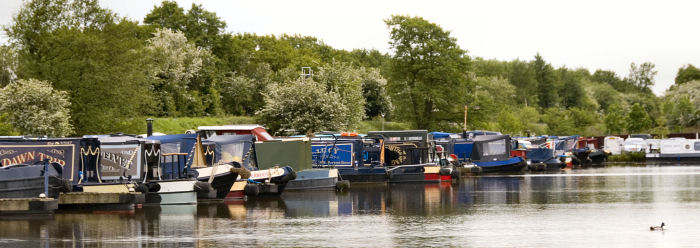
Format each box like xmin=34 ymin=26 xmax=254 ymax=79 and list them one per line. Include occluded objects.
xmin=145 ymin=28 xmax=213 ymax=116
xmin=256 ymin=79 xmax=348 ymax=135
xmin=0 ymin=79 xmax=73 ymax=136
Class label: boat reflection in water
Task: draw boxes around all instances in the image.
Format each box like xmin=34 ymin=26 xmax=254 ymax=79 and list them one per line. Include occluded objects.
xmin=4 ymin=166 xmax=700 ymax=247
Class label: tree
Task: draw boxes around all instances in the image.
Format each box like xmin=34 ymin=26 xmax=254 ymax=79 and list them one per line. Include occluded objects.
xmin=626 ymin=103 xmax=652 ymax=133
xmin=558 ymin=70 xmax=583 ymax=108
xmin=604 ymin=104 xmax=625 ymax=134
xmin=145 ymin=28 xmax=214 ymax=116
xmin=361 ymin=67 xmax=392 ymax=118
xmin=314 ymin=60 xmax=366 ymax=128
xmin=0 ymin=45 xmax=17 ymax=86
xmin=674 ymin=64 xmax=700 ymax=85
xmin=627 ymin=62 xmax=657 ymax=91
xmin=144 ymin=1 xmax=226 ymax=50
xmin=533 ymin=53 xmax=558 ymax=109
xmin=256 ymin=79 xmax=349 ymax=135
xmin=5 ymin=0 xmax=151 ymax=134
xmin=385 ymin=15 xmax=470 ymax=129
xmin=0 ymin=79 xmax=73 ymax=136
xmin=507 ymin=59 xmax=537 ymax=106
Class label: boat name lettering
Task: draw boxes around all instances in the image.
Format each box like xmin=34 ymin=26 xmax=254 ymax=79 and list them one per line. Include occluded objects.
xmin=0 ymin=150 xmax=17 ymax=156
xmin=1 ymin=151 xmax=66 ymax=167
xmin=102 ymin=152 xmax=133 ymax=169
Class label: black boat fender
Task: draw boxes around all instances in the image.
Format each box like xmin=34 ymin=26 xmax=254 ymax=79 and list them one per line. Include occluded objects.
xmin=271 ymin=169 xmax=296 ymax=185
xmin=134 ymin=183 xmax=149 ymax=193
xmin=146 ymin=182 xmax=161 ymax=193
xmin=244 ymin=183 xmax=260 ymax=196
xmin=194 ymin=181 xmax=215 ymax=194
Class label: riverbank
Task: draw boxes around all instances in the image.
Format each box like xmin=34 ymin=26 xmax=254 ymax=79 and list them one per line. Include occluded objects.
xmin=121 ymin=116 xmax=412 ymax=135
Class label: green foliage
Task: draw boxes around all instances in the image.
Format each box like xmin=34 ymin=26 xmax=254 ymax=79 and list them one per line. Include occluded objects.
xmin=120 ymin=115 xmax=255 ymax=135
xmin=361 ymin=67 xmax=392 ymax=118
xmin=608 ymin=152 xmax=646 ymax=162
xmin=533 ymin=54 xmax=558 ymax=109
xmin=592 ymin=69 xmax=635 ymax=93
xmin=558 ymin=69 xmax=584 ymax=108
xmin=5 ymin=0 xmax=152 ymax=135
xmin=674 ymin=64 xmax=700 ymax=85
xmin=626 ymin=62 xmax=657 ymax=92
xmin=0 ymin=79 xmax=73 ymax=136
xmin=604 ymin=103 xmax=626 ymax=134
xmin=0 ymin=45 xmax=17 ymax=86
xmin=541 ymin=108 xmax=576 ymax=135
xmin=313 ymin=60 xmax=366 ymax=128
xmin=0 ymin=113 xmax=19 ymax=136
xmin=145 ymin=28 xmax=214 ymax=116
xmin=144 ymin=1 xmax=226 ymax=50
xmin=507 ymin=60 xmax=537 ymax=106
xmin=385 ymin=15 xmax=470 ymax=129
xmin=626 ymin=103 xmax=652 ymax=133
xmin=256 ymin=79 xmax=349 ymax=135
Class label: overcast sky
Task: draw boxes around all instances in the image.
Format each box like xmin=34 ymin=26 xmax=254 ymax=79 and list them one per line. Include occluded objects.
xmin=2 ymin=0 xmax=699 ymax=95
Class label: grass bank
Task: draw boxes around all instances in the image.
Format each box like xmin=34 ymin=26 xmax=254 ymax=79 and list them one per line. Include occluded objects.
xmin=122 ymin=116 xmax=256 ymax=135
xmin=607 ymin=152 xmax=646 ymax=163
xmin=121 ymin=116 xmax=412 ymax=135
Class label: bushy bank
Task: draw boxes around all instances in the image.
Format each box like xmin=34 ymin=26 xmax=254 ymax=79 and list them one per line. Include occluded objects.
xmin=119 ymin=116 xmax=411 ymax=135
xmin=607 ymin=152 xmax=646 ymax=163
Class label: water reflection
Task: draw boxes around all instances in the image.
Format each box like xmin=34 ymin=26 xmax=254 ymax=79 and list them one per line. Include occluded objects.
xmin=2 ymin=166 xmax=700 ymax=247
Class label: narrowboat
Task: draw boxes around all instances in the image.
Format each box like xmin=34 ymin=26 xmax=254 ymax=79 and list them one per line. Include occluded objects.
xmin=438 ymin=134 xmax=526 ymax=174
xmin=204 ymin=135 xmax=296 ymax=198
xmin=0 ymin=137 xmax=87 ymax=198
xmin=646 ymin=138 xmax=700 ymax=164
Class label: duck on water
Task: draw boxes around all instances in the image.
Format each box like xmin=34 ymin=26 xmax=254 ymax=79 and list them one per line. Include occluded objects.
xmin=650 ymin=222 xmax=665 ymax=231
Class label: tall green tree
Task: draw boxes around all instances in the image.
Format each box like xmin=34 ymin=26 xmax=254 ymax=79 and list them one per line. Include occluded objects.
xmin=385 ymin=15 xmax=470 ymax=129
xmin=5 ymin=0 xmax=151 ymax=134
xmin=626 ymin=62 xmax=657 ymax=91
xmin=674 ymin=64 xmax=700 ymax=85
xmin=604 ymin=103 xmax=625 ymax=134
xmin=0 ymin=79 xmax=73 ymax=136
xmin=626 ymin=103 xmax=652 ymax=133
xmin=533 ymin=53 xmax=557 ymax=109
xmin=507 ymin=60 xmax=537 ymax=106
xmin=558 ymin=70 xmax=583 ymax=108
xmin=144 ymin=1 xmax=225 ymax=50
xmin=361 ymin=67 xmax=392 ymax=118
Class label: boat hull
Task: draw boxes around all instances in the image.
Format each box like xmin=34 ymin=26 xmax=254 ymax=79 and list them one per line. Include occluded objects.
xmin=528 ymin=158 xmax=564 ymax=171
xmin=337 ymin=167 xmax=387 ymax=183
xmin=286 ymin=168 xmax=340 ymax=191
xmin=646 ymin=153 xmax=700 ymax=164
xmin=0 ymin=164 xmax=68 ymax=199
xmin=145 ymin=180 xmax=196 ymax=205
xmin=473 ymin=157 xmax=527 ymax=174
xmin=195 ymin=165 xmax=238 ymax=199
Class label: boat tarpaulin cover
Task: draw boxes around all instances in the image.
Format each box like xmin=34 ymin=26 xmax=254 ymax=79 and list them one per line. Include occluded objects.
xmin=527 ymin=148 xmax=555 ymax=162
xmin=205 ymin=134 xmax=254 ymax=169
xmin=471 ymin=135 xmax=512 ymax=162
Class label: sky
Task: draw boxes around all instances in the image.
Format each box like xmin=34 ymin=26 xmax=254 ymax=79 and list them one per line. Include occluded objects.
xmin=2 ymin=0 xmax=699 ymax=95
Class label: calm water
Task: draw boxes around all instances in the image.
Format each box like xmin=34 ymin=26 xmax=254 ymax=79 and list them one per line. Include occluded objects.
xmin=2 ymin=165 xmax=700 ymax=247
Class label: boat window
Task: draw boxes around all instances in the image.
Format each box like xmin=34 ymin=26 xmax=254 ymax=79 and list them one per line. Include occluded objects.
xmin=219 ymin=143 xmax=246 ymax=163
xmin=483 ymin=139 xmax=507 ymax=156
xmin=695 ymin=142 xmax=700 ymax=151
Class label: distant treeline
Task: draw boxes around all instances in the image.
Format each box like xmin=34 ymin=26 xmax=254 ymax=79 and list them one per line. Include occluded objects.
xmin=0 ymin=0 xmax=699 ymax=137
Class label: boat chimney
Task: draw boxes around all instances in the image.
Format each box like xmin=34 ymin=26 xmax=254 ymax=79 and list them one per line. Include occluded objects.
xmin=146 ymin=118 xmax=153 ymax=137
